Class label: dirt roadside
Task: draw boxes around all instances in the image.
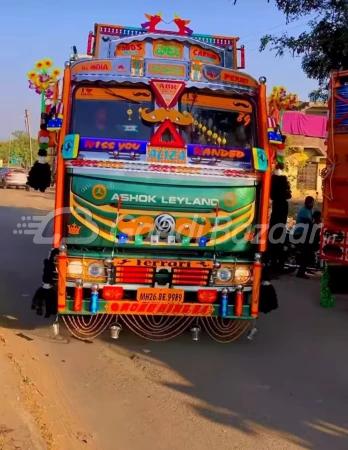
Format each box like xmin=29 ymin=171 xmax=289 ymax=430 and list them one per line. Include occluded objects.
xmin=0 ymin=331 xmax=46 ymax=450
xmin=0 ymin=328 xmax=97 ymax=450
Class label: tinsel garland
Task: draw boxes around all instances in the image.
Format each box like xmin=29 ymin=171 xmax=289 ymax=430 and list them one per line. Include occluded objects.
xmin=320 ymin=264 xmax=335 ymax=308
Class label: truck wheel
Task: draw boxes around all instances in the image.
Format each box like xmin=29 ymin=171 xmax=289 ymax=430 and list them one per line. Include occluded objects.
xmin=25 ymin=186 xmax=30 ymax=192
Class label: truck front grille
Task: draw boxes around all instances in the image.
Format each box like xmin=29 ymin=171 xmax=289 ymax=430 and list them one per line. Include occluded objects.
xmin=115 ymin=266 xmax=154 ymax=284
xmin=171 ymin=268 xmax=210 ymax=286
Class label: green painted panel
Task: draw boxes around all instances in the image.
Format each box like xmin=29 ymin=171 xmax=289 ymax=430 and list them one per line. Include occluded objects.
xmin=66 ymin=172 xmax=259 ymax=253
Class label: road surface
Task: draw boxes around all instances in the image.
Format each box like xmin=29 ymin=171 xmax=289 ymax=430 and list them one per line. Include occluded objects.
xmin=0 ymin=188 xmax=348 ymax=450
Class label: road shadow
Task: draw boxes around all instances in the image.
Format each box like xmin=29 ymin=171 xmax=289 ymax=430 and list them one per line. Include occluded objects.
xmin=0 ymin=206 xmax=53 ymax=331
xmin=102 ymin=277 xmax=348 ymax=449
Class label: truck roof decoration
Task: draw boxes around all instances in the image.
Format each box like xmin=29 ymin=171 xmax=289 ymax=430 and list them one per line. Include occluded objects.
xmin=85 ymin=14 xmax=245 ymax=76
xmin=70 ymin=18 xmax=252 ymax=96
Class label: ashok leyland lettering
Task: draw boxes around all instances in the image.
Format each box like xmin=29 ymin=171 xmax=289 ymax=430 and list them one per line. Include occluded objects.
xmin=34 ymin=14 xmax=277 ymax=342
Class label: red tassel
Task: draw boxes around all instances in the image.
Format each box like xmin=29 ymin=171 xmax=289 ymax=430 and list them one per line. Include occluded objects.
xmin=234 ymin=290 xmax=244 ymax=317
xmin=74 ymin=286 xmax=83 ymax=312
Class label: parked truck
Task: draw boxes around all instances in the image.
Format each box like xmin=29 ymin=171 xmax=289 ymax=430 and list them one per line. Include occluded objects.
xmin=34 ymin=14 xmax=277 ymax=342
xmin=320 ymin=70 xmax=348 ymax=296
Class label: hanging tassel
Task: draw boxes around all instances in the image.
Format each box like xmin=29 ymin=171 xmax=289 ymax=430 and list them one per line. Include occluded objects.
xmin=320 ymin=264 xmax=335 ymax=308
xmin=27 ymin=125 xmax=51 ymax=192
xmin=259 ymin=281 xmax=279 ymax=314
xmin=258 ymin=267 xmax=279 ymax=314
xmin=27 ymin=152 xmax=51 ymax=192
xmin=31 ymin=248 xmax=58 ymax=318
xmin=27 ymin=124 xmax=51 ymax=192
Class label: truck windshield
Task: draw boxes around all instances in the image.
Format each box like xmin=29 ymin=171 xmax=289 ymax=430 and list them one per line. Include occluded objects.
xmin=180 ymin=93 xmax=254 ymax=148
xmin=71 ymin=87 xmax=153 ymax=140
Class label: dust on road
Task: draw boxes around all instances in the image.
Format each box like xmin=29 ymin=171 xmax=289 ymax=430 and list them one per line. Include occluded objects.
xmin=1 ymin=189 xmax=348 ymax=450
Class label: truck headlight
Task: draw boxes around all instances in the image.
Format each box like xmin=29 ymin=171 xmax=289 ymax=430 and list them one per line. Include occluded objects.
xmin=234 ymin=267 xmax=252 ymax=284
xmin=216 ymin=268 xmax=233 ymax=283
xmin=88 ymin=262 xmax=104 ymax=278
xmin=67 ymin=260 xmax=83 ymax=276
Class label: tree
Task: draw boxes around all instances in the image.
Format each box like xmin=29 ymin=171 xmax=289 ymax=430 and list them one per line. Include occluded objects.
xmin=235 ymin=0 xmax=348 ymax=99
xmin=0 ymin=131 xmax=38 ymax=168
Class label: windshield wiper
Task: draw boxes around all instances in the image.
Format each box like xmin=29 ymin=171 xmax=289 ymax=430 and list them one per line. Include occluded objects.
xmin=96 ymin=83 xmax=141 ymax=104
xmin=103 ymin=88 xmax=141 ymax=104
xmin=188 ymin=90 xmax=198 ymax=113
xmin=91 ymin=80 xmax=142 ymax=104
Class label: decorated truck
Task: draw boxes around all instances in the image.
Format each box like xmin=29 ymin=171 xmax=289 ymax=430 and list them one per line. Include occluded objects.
xmin=320 ymin=70 xmax=348 ymax=304
xmin=30 ymin=14 xmax=279 ymax=342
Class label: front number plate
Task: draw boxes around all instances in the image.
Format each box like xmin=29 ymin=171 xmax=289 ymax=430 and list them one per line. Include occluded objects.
xmin=137 ymin=288 xmax=185 ymax=303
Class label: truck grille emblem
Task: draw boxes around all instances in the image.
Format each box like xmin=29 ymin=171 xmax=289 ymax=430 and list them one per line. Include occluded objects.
xmin=154 ymin=214 xmax=176 ymax=238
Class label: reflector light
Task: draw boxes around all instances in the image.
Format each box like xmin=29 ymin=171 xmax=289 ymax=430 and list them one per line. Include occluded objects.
xmin=102 ymin=286 xmax=124 ymax=300
xmin=198 ymin=289 xmax=217 ymax=303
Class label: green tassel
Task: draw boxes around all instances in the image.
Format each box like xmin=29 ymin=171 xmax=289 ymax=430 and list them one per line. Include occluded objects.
xmin=320 ymin=265 xmax=335 ymax=308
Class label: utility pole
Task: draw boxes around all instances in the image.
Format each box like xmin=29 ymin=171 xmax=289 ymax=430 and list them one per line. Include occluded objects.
xmin=8 ymin=136 xmax=11 ymax=168
xmin=24 ymin=109 xmax=33 ymax=167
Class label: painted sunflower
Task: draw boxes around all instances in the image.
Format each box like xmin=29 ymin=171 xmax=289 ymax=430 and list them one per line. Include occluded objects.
xmin=27 ymin=71 xmax=37 ymax=80
xmin=51 ymin=68 xmax=62 ymax=78
xmin=35 ymin=60 xmax=44 ymax=70
xmin=43 ymin=58 xmax=53 ymax=69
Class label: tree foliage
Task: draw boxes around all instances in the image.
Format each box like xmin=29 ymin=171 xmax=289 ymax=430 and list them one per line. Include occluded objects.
xmin=0 ymin=131 xmax=38 ymax=168
xmin=235 ymin=0 xmax=348 ymax=99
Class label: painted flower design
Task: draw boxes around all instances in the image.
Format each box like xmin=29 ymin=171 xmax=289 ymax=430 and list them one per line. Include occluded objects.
xmin=51 ymin=68 xmax=61 ymax=78
xmin=45 ymin=89 xmax=54 ymax=99
xmin=27 ymin=71 xmax=37 ymax=80
xmin=41 ymin=82 xmax=51 ymax=91
xmin=28 ymin=58 xmax=61 ymax=96
xmin=43 ymin=58 xmax=53 ymax=69
xmin=35 ymin=60 xmax=44 ymax=70
xmin=39 ymin=73 xmax=51 ymax=83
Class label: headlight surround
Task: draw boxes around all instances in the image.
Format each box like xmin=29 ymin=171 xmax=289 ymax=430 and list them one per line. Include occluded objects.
xmin=214 ymin=265 xmax=253 ymax=285
xmin=88 ymin=262 xmax=104 ymax=278
xmin=66 ymin=259 xmax=106 ymax=280
xmin=216 ymin=268 xmax=233 ymax=283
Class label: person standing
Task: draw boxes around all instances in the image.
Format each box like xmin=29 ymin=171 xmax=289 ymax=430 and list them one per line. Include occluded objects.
xmin=294 ymin=196 xmax=314 ymax=278
xmin=268 ymin=162 xmax=292 ymax=272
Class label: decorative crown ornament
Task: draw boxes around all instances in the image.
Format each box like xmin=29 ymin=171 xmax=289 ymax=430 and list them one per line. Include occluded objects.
xmin=67 ymin=223 xmax=82 ymax=235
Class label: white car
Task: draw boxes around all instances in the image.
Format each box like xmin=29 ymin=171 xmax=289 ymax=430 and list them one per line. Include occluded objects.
xmin=0 ymin=167 xmax=29 ymax=190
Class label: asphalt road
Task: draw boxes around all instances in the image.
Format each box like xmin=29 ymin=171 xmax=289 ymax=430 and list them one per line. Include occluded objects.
xmin=1 ymin=189 xmax=348 ymax=450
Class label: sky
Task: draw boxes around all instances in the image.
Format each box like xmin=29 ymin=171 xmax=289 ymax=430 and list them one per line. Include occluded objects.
xmin=0 ymin=0 xmax=318 ymax=140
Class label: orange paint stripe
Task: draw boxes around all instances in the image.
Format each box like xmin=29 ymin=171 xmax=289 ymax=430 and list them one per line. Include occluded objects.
xmin=58 ymin=254 xmax=67 ymax=311
xmin=53 ymin=67 xmax=71 ymax=248
xmin=258 ymin=84 xmax=271 ymax=252
xmin=251 ymin=261 xmax=262 ymax=318
xmin=181 ymin=93 xmax=252 ymax=111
